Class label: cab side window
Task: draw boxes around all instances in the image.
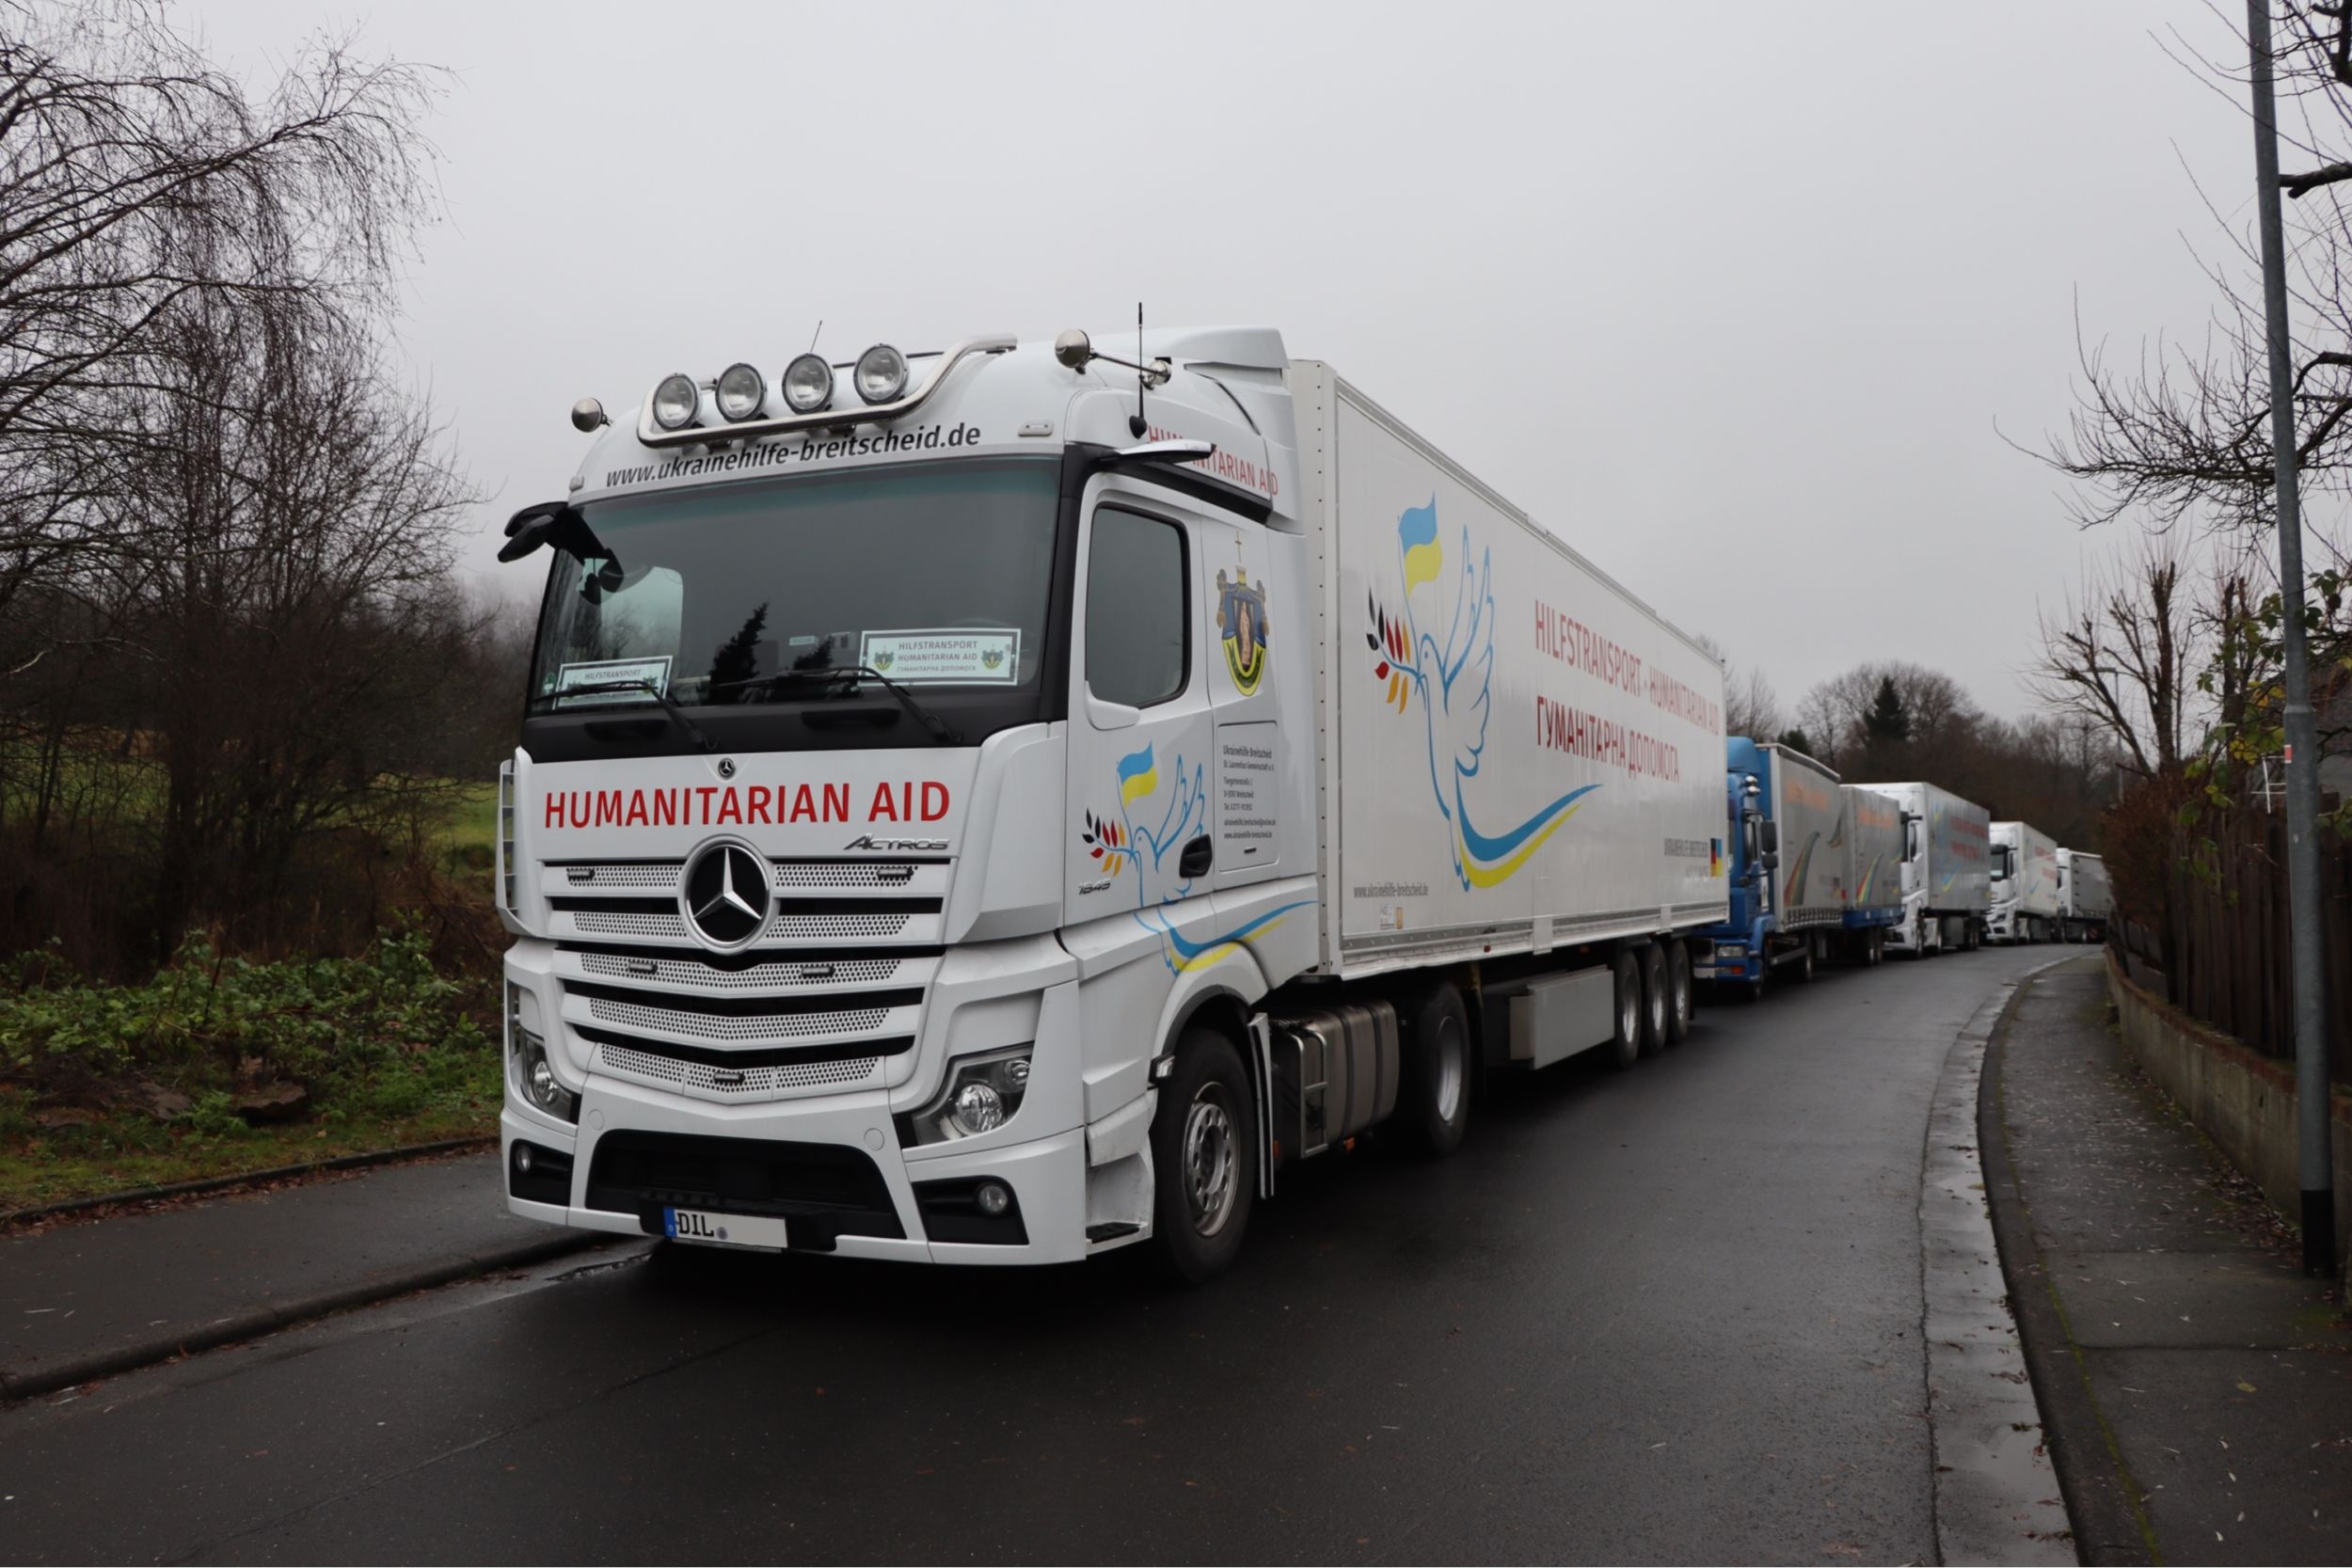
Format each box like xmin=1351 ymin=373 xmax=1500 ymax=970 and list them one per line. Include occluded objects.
xmin=1086 ymin=508 xmax=1188 ymax=707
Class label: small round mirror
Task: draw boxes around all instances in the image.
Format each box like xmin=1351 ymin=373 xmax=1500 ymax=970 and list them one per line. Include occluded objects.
xmin=1053 ymin=328 xmax=1092 ymax=371
xmin=571 ymin=398 xmax=609 ymax=433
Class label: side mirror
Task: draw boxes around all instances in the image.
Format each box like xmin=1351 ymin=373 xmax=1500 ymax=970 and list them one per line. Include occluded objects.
xmin=1761 ymin=850 xmax=1780 ymax=871
xmin=1759 ymin=819 xmax=1780 ymax=853
xmin=499 ymin=501 xmax=596 ymax=564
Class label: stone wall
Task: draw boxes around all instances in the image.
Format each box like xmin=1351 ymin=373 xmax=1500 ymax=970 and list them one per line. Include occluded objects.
xmin=2105 ymin=952 xmax=2352 ymax=1277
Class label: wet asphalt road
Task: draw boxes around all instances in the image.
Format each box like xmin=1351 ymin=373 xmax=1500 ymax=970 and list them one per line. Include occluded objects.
xmin=0 ymin=945 xmax=2060 ymax=1565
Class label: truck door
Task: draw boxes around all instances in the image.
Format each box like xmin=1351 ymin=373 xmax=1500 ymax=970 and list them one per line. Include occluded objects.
xmin=1067 ymin=497 xmax=1217 ymax=924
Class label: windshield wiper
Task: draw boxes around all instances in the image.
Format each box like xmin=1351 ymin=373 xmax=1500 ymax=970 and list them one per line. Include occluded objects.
xmin=539 ymin=679 xmax=715 ymax=752
xmin=716 ymin=666 xmax=964 ymax=745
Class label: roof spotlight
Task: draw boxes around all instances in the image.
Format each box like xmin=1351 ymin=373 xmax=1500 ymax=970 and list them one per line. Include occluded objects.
xmin=782 ymin=353 xmax=834 ymax=414
xmin=650 ymin=373 xmax=699 ymax=431
xmin=854 ymin=343 xmax=910 ymax=405
xmin=715 ymin=362 xmax=766 ymax=421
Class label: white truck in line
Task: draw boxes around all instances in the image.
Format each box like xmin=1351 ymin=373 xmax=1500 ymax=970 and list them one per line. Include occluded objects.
xmin=1854 ymin=781 xmax=1991 ymax=955
xmin=2055 ymin=847 xmax=2112 ymax=943
xmin=492 ymin=325 xmax=1729 ymax=1279
xmin=1988 ymin=820 xmax=2061 ymax=943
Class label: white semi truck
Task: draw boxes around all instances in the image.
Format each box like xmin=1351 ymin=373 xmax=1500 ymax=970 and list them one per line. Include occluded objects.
xmin=1855 ymin=781 xmax=1991 ymax=955
xmin=493 ymin=326 xmax=1729 ymax=1279
xmin=1988 ymin=820 xmax=2060 ymax=943
xmin=2055 ymin=847 xmax=2111 ymax=943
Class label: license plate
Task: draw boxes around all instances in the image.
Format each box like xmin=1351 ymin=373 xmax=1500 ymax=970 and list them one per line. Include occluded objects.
xmin=1692 ymin=966 xmax=1716 ymax=978
xmin=662 ymin=1208 xmax=788 ymax=1250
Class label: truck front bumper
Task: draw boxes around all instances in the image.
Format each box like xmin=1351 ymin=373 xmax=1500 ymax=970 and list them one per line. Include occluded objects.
xmin=501 ymin=1085 xmax=1099 ymax=1266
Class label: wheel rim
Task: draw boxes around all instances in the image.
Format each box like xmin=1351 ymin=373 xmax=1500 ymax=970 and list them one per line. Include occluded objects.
xmin=1647 ymin=971 xmax=1666 ymax=1035
xmin=1432 ymin=1013 xmax=1465 ymax=1122
xmin=1181 ymin=1086 xmax=1239 ymax=1238
xmin=1619 ymin=983 xmax=1638 ymax=1042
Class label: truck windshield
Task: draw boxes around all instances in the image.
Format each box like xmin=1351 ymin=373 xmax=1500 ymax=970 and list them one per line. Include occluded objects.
xmin=525 ymin=459 xmax=1060 ymax=751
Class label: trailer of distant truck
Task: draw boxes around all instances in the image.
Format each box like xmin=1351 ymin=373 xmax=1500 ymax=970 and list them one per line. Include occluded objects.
xmin=1696 ymin=738 xmax=1875 ymax=992
xmin=1855 ymin=781 xmax=1991 ymax=955
xmin=2056 ymin=847 xmax=2111 ymax=943
xmin=490 ymin=325 xmax=1729 ymax=1279
xmin=1988 ymin=820 xmax=2060 ymax=942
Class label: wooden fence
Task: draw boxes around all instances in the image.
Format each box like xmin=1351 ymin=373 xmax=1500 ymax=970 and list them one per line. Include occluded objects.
xmin=2114 ymin=809 xmax=2352 ymax=1085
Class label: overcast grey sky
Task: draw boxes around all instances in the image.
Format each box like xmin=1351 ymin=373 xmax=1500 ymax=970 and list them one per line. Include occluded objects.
xmin=187 ymin=0 xmax=2256 ymax=723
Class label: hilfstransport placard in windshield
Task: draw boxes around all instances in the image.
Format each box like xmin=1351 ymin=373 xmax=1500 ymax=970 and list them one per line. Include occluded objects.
xmin=600 ymin=421 xmax=984 ymax=489
xmin=550 ymin=656 xmax=671 ymax=706
xmin=859 ymin=629 xmax=1020 ymax=685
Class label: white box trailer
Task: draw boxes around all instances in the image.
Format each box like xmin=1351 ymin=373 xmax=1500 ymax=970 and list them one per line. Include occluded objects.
xmin=1855 ymin=780 xmax=1992 ymax=956
xmin=1989 ymin=821 xmax=2061 ymax=942
xmin=2056 ymin=848 xmax=2111 ymax=942
xmin=1841 ymin=784 xmax=1906 ymax=927
xmin=1301 ymin=366 xmax=1732 ymax=980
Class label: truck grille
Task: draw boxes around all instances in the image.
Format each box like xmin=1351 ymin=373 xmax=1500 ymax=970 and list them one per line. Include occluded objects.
xmin=596 ymin=1041 xmax=882 ymax=1095
xmin=585 ymin=995 xmax=892 ymax=1041
xmin=545 ymin=855 xmax=945 ymax=1105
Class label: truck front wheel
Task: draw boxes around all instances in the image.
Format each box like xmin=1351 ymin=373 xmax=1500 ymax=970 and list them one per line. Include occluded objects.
xmin=1399 ymin=982 xmax=1471 ymax=1156
xmin=1150 ymin=1028 xmax=1257 ymax=1284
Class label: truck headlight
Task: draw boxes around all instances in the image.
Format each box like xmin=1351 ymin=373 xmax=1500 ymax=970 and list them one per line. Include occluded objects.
xmin=714 ymin=361 xmax=766 ymax=421
xmin=904 ymin=1047 xmax=1030 ymax=1147
xmin=508 ymin=984 xmax=579 ymax=1124
xmin=853 ymin=342 xmax=909 ymax=404
xmin=782 ymin=353 xmax=834 ymax=413
xmin=650 ymin=372 xmax=699 ymax=431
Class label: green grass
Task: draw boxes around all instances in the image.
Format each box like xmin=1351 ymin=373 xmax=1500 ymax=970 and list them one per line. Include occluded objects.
xmin=0 ymin=1090 xmax=498 ymax=1213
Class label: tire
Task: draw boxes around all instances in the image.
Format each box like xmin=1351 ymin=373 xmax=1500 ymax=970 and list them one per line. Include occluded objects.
xmin=1865 ymin=928 xmax=1883 ymax=968
xmin=1149 ymin=1028 xmax=1256 ymax=1284
xmin=1399 ymin=981 xmax=1472 ymax=1156
xmin=1632 ymin=943 xmax=1666 ymax=1056
xmin=1607 ymin=952 xmax=1643 ymax=1069
xmin=1791 ymin=940 xmax=1816 ymax=984
xmin=1665 ymin=943 xmax=1694 ymax=1044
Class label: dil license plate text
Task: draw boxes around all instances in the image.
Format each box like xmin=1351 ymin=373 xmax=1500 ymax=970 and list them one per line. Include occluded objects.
xmin=662 ymin=1208 xmax=788 ymax=1250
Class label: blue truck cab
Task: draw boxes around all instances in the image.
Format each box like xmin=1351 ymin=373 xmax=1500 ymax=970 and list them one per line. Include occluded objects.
xmin=1694 ymin=737 xmax=1780 ymax=992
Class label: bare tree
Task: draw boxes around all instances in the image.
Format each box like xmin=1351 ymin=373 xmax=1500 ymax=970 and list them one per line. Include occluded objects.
xmin=0 ymin=0 xmax=439 ymax=622
xmin=2027 ymin=532 xmax=2197 ymax=779
xmin=1693 ymin=634 xmax=1783 ymax=740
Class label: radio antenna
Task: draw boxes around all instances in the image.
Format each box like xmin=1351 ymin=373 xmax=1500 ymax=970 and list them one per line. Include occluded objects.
xmin=1130 ymin=301 xmax=1149 ymax=438
xmin=807 ymin=319 xmax=825 ymax=353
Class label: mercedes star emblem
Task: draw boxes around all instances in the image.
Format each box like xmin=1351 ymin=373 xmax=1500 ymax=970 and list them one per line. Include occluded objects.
xmin=680 ymin=840 xmax=771 ymax=950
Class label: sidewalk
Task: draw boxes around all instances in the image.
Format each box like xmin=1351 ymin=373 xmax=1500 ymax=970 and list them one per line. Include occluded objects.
xmin=1984 ymin=957 xmax=2352 ymax=1565
xmin=1 ymin=1150 xmax=606 ymax=1402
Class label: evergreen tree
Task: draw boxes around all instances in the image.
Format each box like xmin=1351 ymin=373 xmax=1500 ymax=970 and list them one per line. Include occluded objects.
xmin=1864 ymin=675 xmax=1912 ymax=745
xmin=1775 ymin=727 xmax=1814 ymax=756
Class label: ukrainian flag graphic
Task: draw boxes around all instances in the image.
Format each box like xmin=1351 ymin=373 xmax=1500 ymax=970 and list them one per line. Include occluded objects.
xmin=1399 ymin=499 xmax=1443 ymax=591
xmin=1117 ymin=744 xmax=1158 ymax=808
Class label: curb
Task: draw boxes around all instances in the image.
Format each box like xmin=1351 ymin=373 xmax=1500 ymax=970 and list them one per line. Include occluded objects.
xmin=1920 ymin=956 xmax=2077 ymax=1566
xmin=0 ymin=1136 xmax=498 ymax=1229
xmin=1979 ymin=958 xmax=2163 ymax=1565
xmin=0 ymin=1227 xmax=608 ymax=1404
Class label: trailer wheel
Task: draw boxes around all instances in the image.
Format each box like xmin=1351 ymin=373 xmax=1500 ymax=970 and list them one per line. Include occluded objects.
xmin=1791 ymin=941 xmax=1816 ymax=984
xmin=1866 ymin=928 xmax=1884 ymax=967
xmin=1399 ymin=981 xmax=1472 ymax=1156
xmin=1637 ymin=944 xmax=1668 ymax=1056
xmin=1148 ymin=1027 xmax=1256 ymax=1284
xmin=1665 ymin=944 xmax=1693 ymax=1044
xmin=1607 ymin=952 xmax=1643 ymax=1069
